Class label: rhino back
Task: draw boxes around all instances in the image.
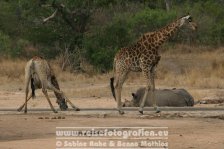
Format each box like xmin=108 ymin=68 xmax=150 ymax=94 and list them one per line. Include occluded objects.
xmin=134 ymin=88 xmax=194 ymax=107
xmin=172 ymin=89 xmax=194 ymax=106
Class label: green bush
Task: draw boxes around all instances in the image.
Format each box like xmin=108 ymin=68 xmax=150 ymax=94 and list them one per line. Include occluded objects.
xmin=0 ymin=31 xmax=11 ymax=56
xmin=128 ymin=8 xmax=176 ymax=37
xmin=1 ymin=0 xmax=224 ymax=71
xmin=0 ymin=32 xmax=29 ymax=58
xmin=84 ymin=19 xmax=133 ymax=70
xmin=173 ymin=0 xmax=224 ymax=45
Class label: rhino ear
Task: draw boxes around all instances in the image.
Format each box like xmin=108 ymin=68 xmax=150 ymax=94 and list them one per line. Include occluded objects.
xmin=131 ymin=93 xmax=135 ymax=97
xmin=132 ymin=93 xmax=137 ymax=99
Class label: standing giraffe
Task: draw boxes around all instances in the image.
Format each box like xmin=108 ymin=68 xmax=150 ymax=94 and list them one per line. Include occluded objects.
xmin=110 ymin=14 xmax=197 ymax=114
xmin=17 ymin=56 xmax=80 ymax=113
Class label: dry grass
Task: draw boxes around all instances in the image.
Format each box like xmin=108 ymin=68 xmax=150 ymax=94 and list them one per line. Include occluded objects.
xmin=156 ymin=46 xmax=224 ymax=88
xmin=0 ymin=58 xmax=26 ymax=84
xmin=0 ymin=46 xmax=224 ymax=92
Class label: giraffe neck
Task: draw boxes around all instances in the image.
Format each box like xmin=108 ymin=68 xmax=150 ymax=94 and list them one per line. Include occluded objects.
xmin=138 ymin=19 xmax=181 ymax=49
xmin=157 ymin=19 xmax=180 ymax=44
xmin=51 ymin=75 xmax=63 ymax=102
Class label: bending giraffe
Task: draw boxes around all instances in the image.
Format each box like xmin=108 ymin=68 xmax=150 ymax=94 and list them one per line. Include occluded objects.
xmin=17 ymin=56 xmax=80 ymax=113
xmin=110 ymin=14 xmax=197 ymax=114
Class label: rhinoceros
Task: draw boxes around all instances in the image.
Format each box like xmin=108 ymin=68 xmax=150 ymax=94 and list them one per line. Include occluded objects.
xmin=123 ymin=88 xmax=194 ymax=107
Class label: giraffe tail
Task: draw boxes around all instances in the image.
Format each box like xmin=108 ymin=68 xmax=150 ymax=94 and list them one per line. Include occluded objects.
xmin=110 ymin=77 xmax=116 ymax=101
xmin=30 ymin=77 xmax=36 ymax=99
xmin=30 ymin=60 xmax=36 ymax=99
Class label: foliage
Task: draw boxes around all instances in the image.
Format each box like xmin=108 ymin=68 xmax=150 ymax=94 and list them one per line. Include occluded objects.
xmin=0 ymin=0 xmax=224 ymax=71
xmin=0 ymin=31 xmax=11 ymax=56
xmin=84 ymin=19 xmax=133 ymax=70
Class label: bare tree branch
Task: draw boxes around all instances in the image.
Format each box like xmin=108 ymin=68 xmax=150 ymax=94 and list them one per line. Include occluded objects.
xmin=61 ymin=44 xmax=71 ymax=71
xmin=43 ymin=9 xmax=58 ymax=23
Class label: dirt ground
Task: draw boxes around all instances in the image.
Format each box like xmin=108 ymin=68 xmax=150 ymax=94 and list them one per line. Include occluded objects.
xmin=0 ymin=82 xmax=224 ymax=149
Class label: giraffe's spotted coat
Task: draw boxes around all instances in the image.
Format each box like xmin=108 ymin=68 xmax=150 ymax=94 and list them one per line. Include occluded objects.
xmin=111 ymin=15 xmax=197 ymax=114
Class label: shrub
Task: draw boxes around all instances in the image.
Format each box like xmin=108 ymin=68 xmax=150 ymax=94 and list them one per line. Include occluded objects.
xmin=0 ymin=31 xmax=11 ymax=57
xmin=84 ymin=19 xmax=133 ymax=71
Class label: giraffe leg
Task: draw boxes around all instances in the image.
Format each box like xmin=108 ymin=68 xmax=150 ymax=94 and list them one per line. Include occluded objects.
xmin=139 ymin=84 xmax=150 ymax=114
xmin=149 ymin=68 xmax=160 ymax=113
xmin=42 ymin=88 xmax=57 ymax=113
xmin=17 ymin=93 xmax=32 ymax=112
xmin=23 ymin=72 xmax=31 ymax=113
xmin=139 ymin=67 xmax=160 ymax=114
xmin=24 ymin=94 xmax=28 ymax=113
xmin=115 ymin=83 xmax=124 ymax=115
xmin=114 ymin=71 xmax=128 ymax=115
xmin=138 ymin=66 xmax=150 ymax=114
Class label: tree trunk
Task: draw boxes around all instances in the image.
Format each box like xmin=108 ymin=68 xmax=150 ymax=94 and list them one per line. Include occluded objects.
xmin=165 ymin=0 xmax=171 ymax=11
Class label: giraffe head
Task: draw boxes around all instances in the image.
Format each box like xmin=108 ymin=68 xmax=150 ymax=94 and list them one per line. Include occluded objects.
xmin=57 ymin=98 xmax=68 ymax=111
xmin=179 ymin=14 xmax=197 ymax=30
